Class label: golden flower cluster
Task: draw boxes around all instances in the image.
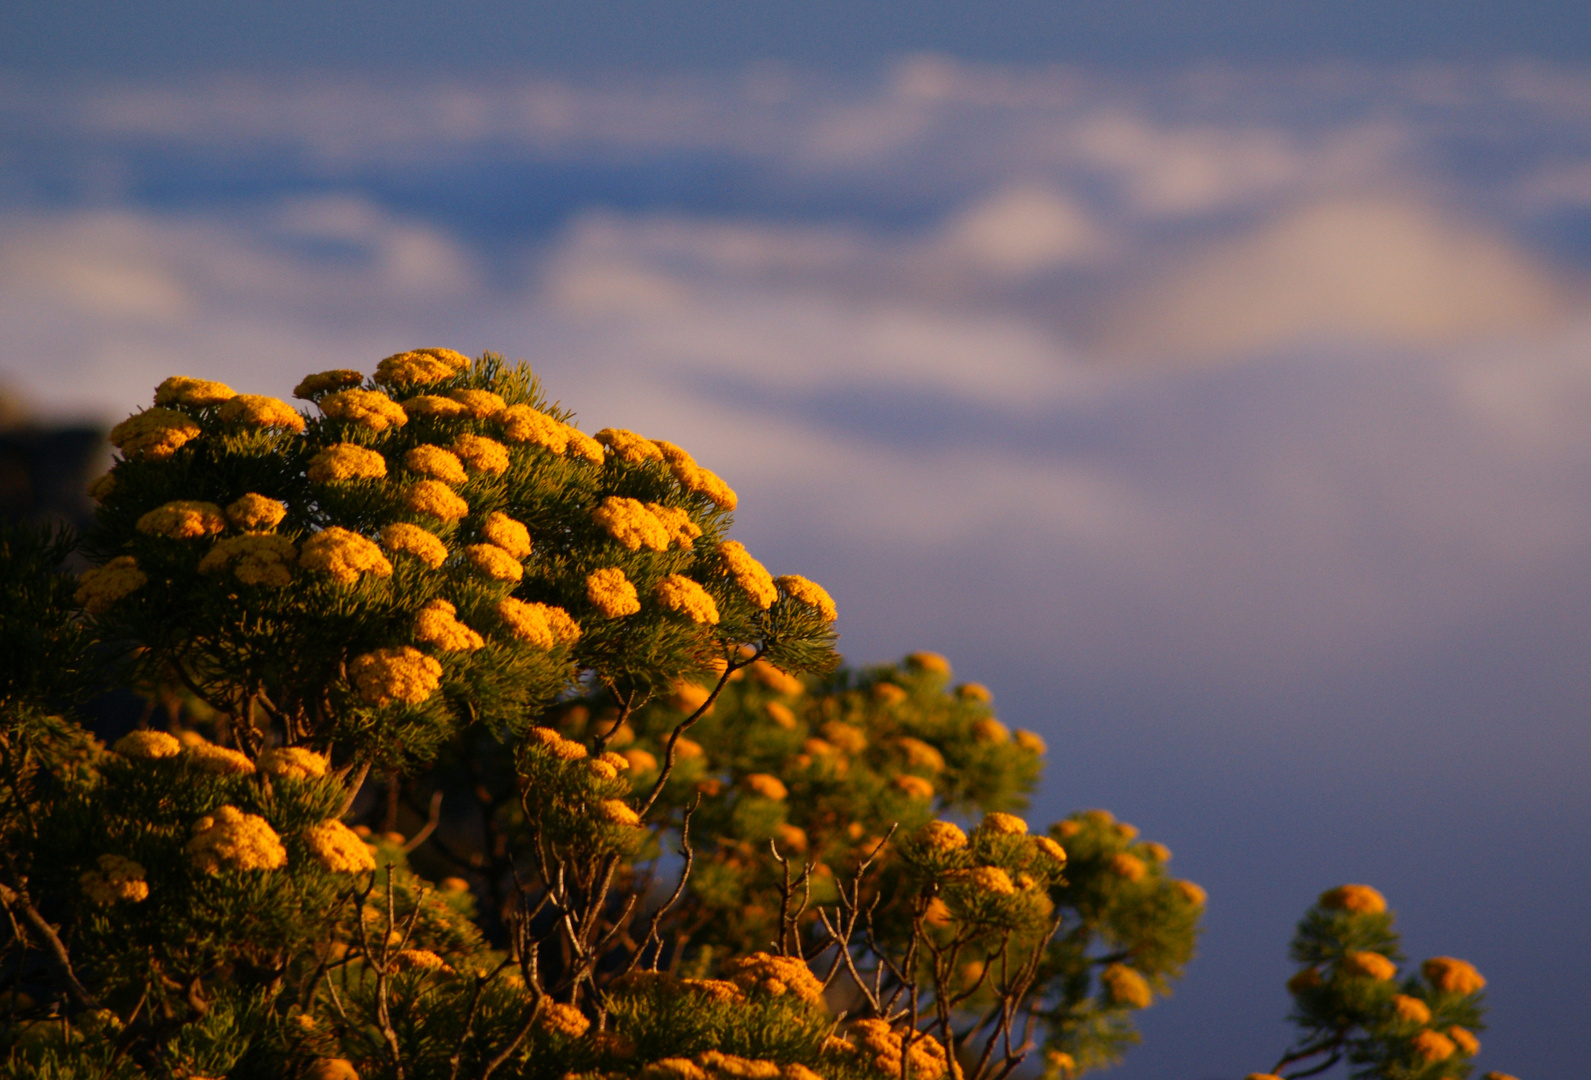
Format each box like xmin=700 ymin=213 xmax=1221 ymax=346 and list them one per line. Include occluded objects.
xmin=225 ymin=493 xmax=287 ymax=532
xmin=320 ymin=388 xmax=408 ymax=432
xmin=113 ymin=730 xmax=182 ymax=759
xmin=76 ymin=557 xmax=148 ymax=615
xmin=1174 ymin=880 xmax=1206 ymax=907
xmin=906 ymin=651 xmax=951 ymax=675
xmin=403 ymin=479 xmax=469 ymax=521
xmin=957 ymin=682 xmax=993 ymax=702
xmin=1110 ymin=853 xmax=1147 ymax=882
xmin=1390 ymin=994 xmax=1431 ymax=1024
xmin=696 ymin=1051 xmax=790 ymax=1079
xmin=137 ymin=500 xmax=227 ymax=539
xmin=481 ymin=511 xmax=531 ymax=558
xmin=591 ymin=496 xmax=669 ymax=551
xmin=110 ymin=408 xmax=202 ymax=459
xmin=655 ymin=574 xmax=720 ymax=624
xmin=1448 ymin=1027 xmax=1480 ymax=1056
xmin=915 ymin=820 xmax=968 ymax=853
xmin=647 ymin=503 xmax=702 ymax=549
xmin=1422 ymin=957 xmax=1485 ymax=995
xmin=587 ymin=567 xmax=641 ymax=618
xmin=374 ymin=348 xmax=470 ymax=387
xmin=1318 ymin=883 xmax=1387 ymax=914
xmin=537 ymin=1001 xmax=591 ymax=1038
xmin=717 ymin=540 xmax=777 ymax=608
xmin=893 ymin=775 xmax=934 ymax=800
xmin=405 ymin=444 xmax=466 ymax=484
xmin=1033 ymin=836 xmax=1068 ymax=864
xmin=1101 ymin=963 xmax=1153 ymax=1009
xmin=187 ymin=806 xmax=288 ymax=873
xmin=897 ymin=737 xmax=945 ymax=772
xmin=842 ymin=1020 xmax=949 ymax=1080
xmin=464 ymin=543 xmax=523 ymax=582
xmin=972 ymin=717 xmax=1010 ymax=744
xmin=393 ymin=948 xmax=450 ymax=972
xmin=155 ymin=376 xmax=236 ymax=408
xmin=187 ymin=742 xmax=255 ymax=775
xmin=821 ymin=721 xmax=866 ymax=753
xmin=403 ymin=395 xmax=468 ymax=419
xmin=597 ymin=799 xmax=643 ymax=827
xmin=380 ymin=522 xmax=448 ymax=568
xmin=681 ymin=978 xmax=745 ymax=1004
xmin=293 ymin=369 xmax=363 ymax=399
xmin=415 ymin=599 xmax=484 ymax=652
xmin=742 ymin=773 xmax=788 ymax=801
xmin=217 ymin=394 xmax=305 ymax=431
xmin=199 ymin=534 xmax=298 ymax=587
xmin=723 ymin=952 xmax=825 ymax=1004
xmin=749 ymin=661 xmax=803 ymax=696
xmin=258 ymin=747 xmax=329 ymax=780
xmin=453 ymin=433 xmax=509 ymax=474
xmin=1288 ymin=968 xmax=1321 ymax=994
xmin=80 ymin=854 xmax=149 ymax=904
xmin=349 ymin=646 xmax=443 ymax=707
xmin=775 ymin=575 xmax=837 ymax=622
xmin=300 ymin=527 xmax=393 ymax=584
xmin=959 ymin=865 xmax=1017 ymax=896
xmin=764 ymin=701 xmax=797 ymax=729
xmin=1341 ymin=951 xmax=1397 ymax=982
xmin=495 ymin=405 xmax=599 ymax=461
xmin=1410 ymin=1029 xmax=1457 ymax=1063
xmin=305 ymin=819 xmax=377 ymax=872
xmin=529 ymin=726 xmax=588 ymax=761
xmin=1046 ymin=1051 xmax=1078 ymax=1079
xmin=595 ymin=427 xmax=664 ymax=464
xmin=982 ymin=812 xmax=1028 ymax=836
xmin=497 ymin=598 xmax=581 ymax=648
xmin=655 ymin=440 xmax=737 ymax=510
xmin=308 ymin=443 xmax=388 ymax=483
xmin=447 ymin=387 xmax=505 ymax=417
xmin=1015 ymin=729 xmax=1047 ymax=754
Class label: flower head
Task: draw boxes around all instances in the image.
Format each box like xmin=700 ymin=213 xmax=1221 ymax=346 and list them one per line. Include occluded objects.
xmin=415 ymin=599 xmax=485 ymax=652
xmin=404 ymin=444 xmax=466 ymax=484
xmin=496 ymin=404 xmax=568 ymax=451
xmin=1101 ymin=964 xmax=1152 ymax=1009
xmin=320 ymin=388 xmax=407 ymax=432
xmin=453 ymin=433 xmax=509 ymax=474
xmin=307 ymin=443 xmax=387 ymax=483
xmin=655 ymin=574 xmax=720 ymax=624
xmin=960 ymin=865 xmax=1017 ymax=896
xmin=75 ymin=556 xmax=147 ymax=615
xmin=537 ymin=1001 xmax=590 ymax=1038
xmin=225 ymin=493 xmax=287 ymax=532
xmin=897 ymin=737 xmax=946 ymax=773
xmin=717 ymin=541 xmax=777 ymax=608
xmin=1410 ymin=1030 xmax=1456 ymax=1063
xmin=380 ymin=522 xmax=448 ymax=568
xmin=894 ymin=775 xmax=934 ymax=800
xmin=217 ymin=394 xmax=305 ymax=431
xmin=586 ymin=567 xmax=641 ymax=618
xmin=199 ymin=534 xmax=297 ymax=586
xmin=982 ymin=812 xmax=1028 ymax=836
xmin=494 ymin=597 xmax=580 ymax=648
xmin=646 ymin=503 xmax=702 ymax=550
xmin=402 ymin=394 xmax=469 ymax=418
xmin=906 ymin=651 xmax=951 ymax=675
xmin=597 ymin=799 xmax=642 ymax=827
xmin=155 ymin=376 xmax=236 ymax=408
xmin=1319 ymin=884 xmax=1387 ymax=915
xmin=293 ymin=370 xmax=363 ymax=399
xmin=481 ymin=511 xmax=532 ymax=557
xmin=957 ymin=682 xmax=993 ymax=703
xmin=1033 ymin=836 xmax=1069 ymax=864
xmin=114 ymin=730 xmax=182 ymax=759
xmin=80 ymin=855 xmax=149 ymax=904
xmin=743 ymin=773 xmax=788 ymax=801
xmin=723 ymin=952 xmax=825 ymax=1005
xmin=1110 ymin=852 xmax=1148 ymax=882
xmin=594 ymin=428 xmax=664 ymax=464
xmin=749 ymin=661 xmax=803 ymax=696
xmin=300 ymin=527 xmax=393 ymax=584
xmin=393 ymin=948 xmax=450 ymax=973
xmin=349 ymin=647 xmax=443 ymax=707
xmin=972 ymin=717 xmax=1010 ymax=744
xmin=530 ymin=726 xmax=588 ymax=760
xmin=1447 ymin=1027 xmax=1480 ymax=1056
xmin=187 ymin=806 xmax=288 ymax=873
xmin=463 ymin=543 xmax=523 ymax=582
xmin=655 ymin=440 xmax=738 ymax=510
xmin=1015 ymin=729 xmax=1047 ymax=754
xmin=374 ymin=349 xmax=468 ymax=387
xmin=592 ymin=496 xmax=670 ymax=551
xmin=305 ymin=820 xmax=377 ymax=873
xmin=137 ymin=500 xmax=227 ymax=540
xmin=187 ymin=743 xmax=255 ymax=775
xmin=110 ymin=408 xmax=202 ymax=459
xmin=446 ymin=388 xmax=506 ymax=418
xmin=1423 ymin=957 xmax=1485 ymax=995
xmin=1391 ymin=994 xmax=1431 ymax=1024
xmin=775 ymin=575 xmax=837 ymax=621
xmin=1173 ymin=879 xmax=1206 ymax=907
xmin=915 ymin=820 xmax=968 ymax=853
xmin=402 ymin=479 xmax=469 ymax=521
xmin=258 ymin=747 xmax=329 ymax=780
xmin=1341 ymin=951 xmax=1398 ymax=982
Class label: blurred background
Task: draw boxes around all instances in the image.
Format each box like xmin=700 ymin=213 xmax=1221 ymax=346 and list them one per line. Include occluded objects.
xmin=3 ymin=3 xmax=1590 ymax=1076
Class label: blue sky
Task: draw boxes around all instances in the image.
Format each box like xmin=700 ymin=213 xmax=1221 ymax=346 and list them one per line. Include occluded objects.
xmin=4 ymin=10 xmax=1591 ymax=1078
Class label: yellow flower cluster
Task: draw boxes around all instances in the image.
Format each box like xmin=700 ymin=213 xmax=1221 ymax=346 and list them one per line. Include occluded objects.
xmin=597 ymin=799 xmax=642 ymax=827
xmin=225 ymin=493 xmax=287 ymax=532
xmin=681 ymin=978 xmax=745 ymax=1004
xmin=447 ymin=388 xmax=506 ymax=417
xmin=1318 ymin=883 xmax=1387 ymax=914
xmin=393 ymin=948 xmax=450 ymax=972
xmin=716 ymin=541 xmax=777 ymax=608
xmin=497 ymin=598 xmax=581 ymax=648
xmin=982 ymin=812 xmax=1028 ymax=836
xmin=374 ymin=348 xmax=470 ymax=387
xmin=497 ymin=405 xmax=575 ymax=455
xmin=1287 ymin=968 xmax=1321 ymax=994
xmin=199 ymin=534 xmax=298 ymax=586
xmin=655 ymin=574 xmax=720 ymax=624
xmin=320 ymin=388 xmax=408 ymax=432
xmin=187 ymin=806 xmax=288 ymax=873
xmin=110 ymin=408 xmax=202 ymax=459
xmin=743 ymin=773 xmax=788 ymax=800
xmin=723 ymin=952 xmax=825 ymax=1005
xmin=155 ymin=376 xmax=236 ymax=407
xmin=349 ymin=646 xmax=443 ymax=707
xmin=80 ymin=854 xmax=149 ymax=904
xmin=655 ymin=440 xmax=738 ymax=510
xmin=595 ymin=427 xmax=664 ymax=464
xmin=820 ymin=721 xmax=866 ymax=753
xmin=1341 ymin=951 xmax=1398 ymax=982
xmin=258 ymin=747 xmax=329 ymax=780
xmin=1033 ymin=836 xmax=1069 ymax=864
xmin=537 ymin=1002 xmax=590 ymax=1038
xmin=765 ymin=701 xmax=797 ymax=729
xmin=874 ymin=683 xmax=907 ymax=705
xmin=403 ymin=394 xmax=468 ymax=418
xmin=187 ymin=742 xmax=255 ymax=775
xmin=649 ymin=503 xmax=703 ymax=549
xmin=1410 ymin=1030 xmax=1457 ymax=1063
xmin=304 ymin=820 xmax=377 ymax=872
xmin=775 ymin=574 xmax=837 ymax=622
xmin=587 ymin=567 xmax=641 ymax=618
xmin=1047 ymin=1051 xmax=1078 ymax=1079
xmin=307 ymin=443 xmax=388 ymax=483
xmin=960 ymin=865 xmax=1017 ymax=896
xmin=972 ymin=717 xmax=1010 ymax=744
xmin=530 ymin=726 xmax=588 ymax=760
xmin=136 ymin=500 xmax=227 ymax=539
xmin=402 ymin=479 xmax=469 ymax=521
xmin=906 ymin=651 xmax=951 ymax=675
xmin=1143 ymin=842 xmax=1171 ymax=862
xmin=76 ymin=556 xmax=148 ymax=615
xmin=293 ymin=369 xmax=363 ymax=399
xmin=1422 ymin=957 xmax=1485 ymax=995
xmin=1015 ymin=729 xmax=1047 ymax=754
xmin=749 ymin=661 xmax=803 ymax=696
xmin=591 ymin=496 xmax=670 ymax=551
xmin=957 ymin=682 xmax=993 ymax=702
xmin=916 ymin=820 xmax=968 ymax=853
xmin=842 ymin=1020 xmax=949 ymax=1080
xmin=697 ymin=1051 xmax=789 ymax=1079
xmin=113 ymin=730 xmax=182 ymax=759
xmin=1391 ymin=994 xmax=1431 ymax=1024
xmin=405 ymin=444 xmax=466 ymax=484
xmin=624 ymin=748 xmax=658 ymax=774
xmin=300 ymin=527 xmax=393 ymax=584
xmin=217 ymin=394 xmax=305 ymax=431
xmin=1110 ymin=853 xmax=1147 ymax=882
xmin=894 ymin=775 xmax=934 ymax=800
xmin=898 ymin=737 xmax=945 ymax=772
xmin=481 ymin=511 xmax=531 ymax=558
xmin=380 ymin=522 xmax=448 ymax=568
xmin=453 ymin=433 xmax=509 ymax=474
xmin=464 ymin=543 xmax=523 ymax=582
xmin=1101 ymin=963 xmax=1153 ymax=1009
xmin=415 ymin=599 xmax=484 ymax=652
xmin=1448 ymin=1027 xmax=1480 ymax=1056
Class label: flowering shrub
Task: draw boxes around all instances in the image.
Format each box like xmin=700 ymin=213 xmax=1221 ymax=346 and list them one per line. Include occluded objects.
xmin=0 ymin=351 xmax=1512 ymax=1080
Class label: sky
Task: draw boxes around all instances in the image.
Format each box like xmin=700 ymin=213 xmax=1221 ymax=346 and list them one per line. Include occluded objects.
xmin=4 ymin=6 xmax=1591 ymax=1078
